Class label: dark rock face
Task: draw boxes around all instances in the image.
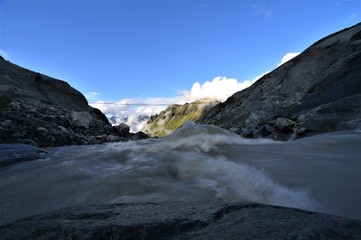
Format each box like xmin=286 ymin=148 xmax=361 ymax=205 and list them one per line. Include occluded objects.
xmin=0 ymin=58 xmax=148 ymax=147
xmin=0 ymin=61 xmax=88 ymax=111
xmin=200 ymin=23 xmax=361 ymax=140
xmin=0 ymin=202 xmax=360 ymax=240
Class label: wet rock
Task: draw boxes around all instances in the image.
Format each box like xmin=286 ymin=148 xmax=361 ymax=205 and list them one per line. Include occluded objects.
xmin=0 ymin=202 xmax=360 ymax=240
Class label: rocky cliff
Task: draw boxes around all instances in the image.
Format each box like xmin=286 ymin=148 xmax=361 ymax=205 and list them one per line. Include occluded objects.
xmin=0 ymin=57 xmax=147 ymax=147
xmin=142 ymin=98 xmax=218 ymax=137
xmin=200 ymin=23 xmax=361 ymax=140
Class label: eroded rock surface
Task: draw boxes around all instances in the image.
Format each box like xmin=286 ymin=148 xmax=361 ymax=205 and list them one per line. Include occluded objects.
xmin=0 ymin=202 xmax=360 ymax=240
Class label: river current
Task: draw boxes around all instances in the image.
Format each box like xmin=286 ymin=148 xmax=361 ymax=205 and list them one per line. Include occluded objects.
xmin=1 ymin=122 xmax=360 ymax=224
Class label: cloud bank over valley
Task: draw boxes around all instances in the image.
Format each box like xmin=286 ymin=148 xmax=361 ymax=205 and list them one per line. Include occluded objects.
xmin=89 ymin=52 xmax=300 ymax=132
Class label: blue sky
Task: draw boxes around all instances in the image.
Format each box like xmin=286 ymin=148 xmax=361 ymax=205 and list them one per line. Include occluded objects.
xmin=1 ymin=0 xmax=360 ymax=132
xmin=1 ymin=0 xmax=360 ymax=102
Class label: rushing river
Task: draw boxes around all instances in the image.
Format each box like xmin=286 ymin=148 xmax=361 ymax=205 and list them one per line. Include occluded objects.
xmin=0 ymin=122 xmax=360 ymax=224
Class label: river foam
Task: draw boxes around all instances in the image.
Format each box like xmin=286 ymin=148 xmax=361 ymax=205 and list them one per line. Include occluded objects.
xmin=1 ymin=122 xmax=360 ymax=224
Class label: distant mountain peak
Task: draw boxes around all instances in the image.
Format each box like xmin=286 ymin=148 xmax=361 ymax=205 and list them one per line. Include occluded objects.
xmin=142 ymin=98 xmax=219 ymax=137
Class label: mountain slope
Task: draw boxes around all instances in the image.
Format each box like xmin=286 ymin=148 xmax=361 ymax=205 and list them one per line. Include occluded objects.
xmin=142 ymin=98 xmax=218 ymax=137
xmin=199 ymin=23 xmax=361 ymax=140
xmin=0 ymin=57 xmax=145 ymax=146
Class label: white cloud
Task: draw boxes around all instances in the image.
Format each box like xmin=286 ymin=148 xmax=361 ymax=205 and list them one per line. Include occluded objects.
xmin=90 ymin=77 xmax=252 ymax=132
xmin=90 ymin=98 xmax=175 ymax=132
xmin=182 ymin=77 xmax=252 ymax=102
xmin=277 ymin=52 xmax=300 ymax=66
xmin=85 ymin=91 xmax=103 ymax=102
xmin=0 ymin=49 xmax=9 ymax=59
xmin=90 ymin=52 xmax=299 ymax=132
xmin=90 ymin=91 xmax=102 ymax=96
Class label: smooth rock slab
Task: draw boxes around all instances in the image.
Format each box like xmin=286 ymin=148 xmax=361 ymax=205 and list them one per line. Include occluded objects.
xmin=0 ymin=202 xmax=360 ymax=240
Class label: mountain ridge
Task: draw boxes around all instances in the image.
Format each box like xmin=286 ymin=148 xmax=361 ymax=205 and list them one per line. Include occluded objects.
xmin=198 ymin=22 xmax=361 ymax=140
xmin=142 ymin=98 xmax=218 ymax=137
xmin=0 ymin=58 xmax=147 ymax=147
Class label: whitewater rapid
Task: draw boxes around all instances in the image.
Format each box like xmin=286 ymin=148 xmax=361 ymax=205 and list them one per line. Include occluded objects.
xmin=1 ymin=122 xmax=360 ymax=224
